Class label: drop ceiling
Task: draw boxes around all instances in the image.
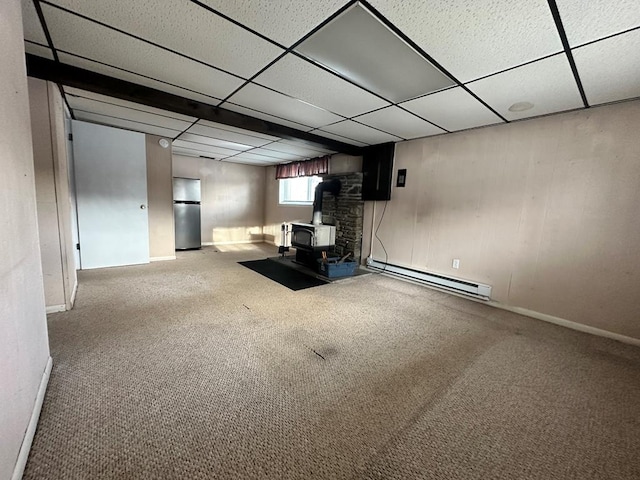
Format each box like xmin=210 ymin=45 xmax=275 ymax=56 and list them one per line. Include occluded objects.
xmin=21 ymin=0 xmax=640 ymax=166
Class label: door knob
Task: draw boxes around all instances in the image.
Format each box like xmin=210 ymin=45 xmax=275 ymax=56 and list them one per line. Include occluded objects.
xmin=140 ymin=204 xmax=146 ymax=209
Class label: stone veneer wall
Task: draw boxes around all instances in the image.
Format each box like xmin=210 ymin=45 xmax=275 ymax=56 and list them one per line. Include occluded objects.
xmin=321 ymin=172 xmax=364 ymax=261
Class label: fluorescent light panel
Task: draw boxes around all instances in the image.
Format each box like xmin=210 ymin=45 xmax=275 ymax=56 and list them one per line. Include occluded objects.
xmin=295 ymin=4 xmax=455 ymax=103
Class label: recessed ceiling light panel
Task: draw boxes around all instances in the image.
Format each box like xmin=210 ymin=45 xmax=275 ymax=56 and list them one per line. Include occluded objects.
xmin=295 ymin=4 xmax=455 ymax=103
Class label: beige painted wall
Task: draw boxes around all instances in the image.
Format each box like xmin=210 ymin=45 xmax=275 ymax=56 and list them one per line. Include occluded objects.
xmin=264 ymin=165 xmax=312 ymax=245
xmin=172 ymin=155 xmax=265 ymax=244
xmin=48 ymin=82 xmax=77 ymax=310
xmin=28 ymin=78 xmax=78 ymax=311
xmin=146 ymin=135 xmax=175 ymax=258
xmin=363 ymin=100 xmax=640 ymax=340
xmin=263 ymin=154 xmax=363 ymax=245
xmin=0 ymin=1 xmax=51 ymax=477
xmin=29 ymin=78 xmax=65 ymax=307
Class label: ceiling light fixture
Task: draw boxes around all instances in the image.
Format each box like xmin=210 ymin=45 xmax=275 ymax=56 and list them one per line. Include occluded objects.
xmin=295 ymin=4 xmax=454 ymax=103
xmin=508 ymin=101 xmax=534 ymax=112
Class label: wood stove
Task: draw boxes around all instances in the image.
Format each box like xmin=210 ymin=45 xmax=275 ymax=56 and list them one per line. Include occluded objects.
xmin=290 ymin=222 xmax=336 ymax=266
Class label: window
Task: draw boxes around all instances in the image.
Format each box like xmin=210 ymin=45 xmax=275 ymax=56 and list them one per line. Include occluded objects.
xmin=279 ymin=176 xmax=322 ymax=205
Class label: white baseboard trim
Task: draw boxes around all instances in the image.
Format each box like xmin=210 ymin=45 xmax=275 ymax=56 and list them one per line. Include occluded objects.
xmin=150 ymin=255 xmax=176 ymax=262
xmin=378 ymin=270 xmax=640 ymax=347
xmin=12 ymin=356 xmax=53 ymax=480
xmin=201 ymin=242 xmax=214 ymax=246
xmin=45 ymin=304 xmax=65 ymax=314
xmin=205 ymin=239 xmax=265 ymax=246
xmin=489 ymin=302 xmax=640 ymax=347
xmin=69 ymin=279 xmax=78 ymax=308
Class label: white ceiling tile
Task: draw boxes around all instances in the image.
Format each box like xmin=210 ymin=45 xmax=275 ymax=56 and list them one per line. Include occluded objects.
xmin=67 ymin=97 xmax=194 ymax=132
xmin=368 ymin=0 xmax=563 ymax=82
xmin=48 ymin=0 xmax=284 ymax=78
xmin=466 ymin=55 xmax=584 ymax=121
xmin=556 ymin=0 xmax=640 ymax=46
xmin=223 ymin=158 xmax=276 ymax=166
xmin=262 ymin=140 xmax=334 ymax=158
xmin=63 ymin=87 xmax=196 ymax=122
xmin=171 ymin=145 xmax=226 ymax=159
xmin=58 ymin=53 xmax=222 ymax=106
xmin=222 ymin=103 xmax=314 ymax=132
xmin=354 ymin=106 xmax=445 ymax=139
xmin=172 ymin=140 xmax=240 ymax=158
xmin=278 ymin=139 xmax=335 ymax=154
xmin=240 ymin=148 xmax=302 ymax=162
xmin=189 ymin=122 xmax=277 ymax=147
xmin=177 ymin=133 xmax=253 ymax=152
xmin=226 ymin=151 xmax=283 ymax=163
xmin=224 ymin=154 xmax=279 ymax=165
xmin=225 ymin=83 xmax=343 ymax=128
xmin=573 ymin=30 xmax=640 ymax=106
xmin=74 ymin=111 xmax=181 ymax=138
xmin=401 ymin=87 xmax=504 ymax=132
xmin=21 ymin=0 xmax=47 ymax=44
xmin=319 ymin=121 xmax=402 ymax=145
xmin=198 ymin=0 xmax=349 ymax=47
xmin=44 ymin=6 xmax=243 ymax=100
xmin=196 ymin=120 xmax=280 ymax=141
xmin=171 ymin=148 xmax=200 ymax=158
xmin=309 ymin=130 xmax=368 ymax=147
xmin=24 ymin=42 xmax=54 ymax=60
xmin=255 ymin=53 xmax=389 ymax=117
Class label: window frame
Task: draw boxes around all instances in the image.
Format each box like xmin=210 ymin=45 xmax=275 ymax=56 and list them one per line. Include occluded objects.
xmin=278 ymin=175 xmax=322 ymax=206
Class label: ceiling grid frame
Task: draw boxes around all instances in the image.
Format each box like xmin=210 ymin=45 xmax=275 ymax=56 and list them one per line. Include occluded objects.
xmin=546 ymin=0 xmax=589 ymax=107
xmin=215 ymin=0 xmax=359 ymax=107
xmin=38 ymin=0 xmax=249 ymax=83
xmin=21 ymin=0 xmax=640 ymax=165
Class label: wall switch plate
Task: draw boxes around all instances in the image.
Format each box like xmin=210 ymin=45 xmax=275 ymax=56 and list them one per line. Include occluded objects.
xmin=452 ymin=259 xmax=460 ymax=269
xmin=396 ymin=168 xmax=407 ymax=187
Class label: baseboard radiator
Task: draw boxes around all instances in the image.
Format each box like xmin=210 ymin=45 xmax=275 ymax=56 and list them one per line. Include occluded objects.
xmin=366 ymin=259 xmax=492 ymax=299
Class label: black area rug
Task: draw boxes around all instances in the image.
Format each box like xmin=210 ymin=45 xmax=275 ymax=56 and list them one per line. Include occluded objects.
xmin=238 ymin=259 xmax=328 ymax=291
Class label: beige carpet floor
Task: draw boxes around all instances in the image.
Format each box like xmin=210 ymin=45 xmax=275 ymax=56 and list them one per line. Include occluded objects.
xmin=24 ymin=244 xmax=640 ymax=479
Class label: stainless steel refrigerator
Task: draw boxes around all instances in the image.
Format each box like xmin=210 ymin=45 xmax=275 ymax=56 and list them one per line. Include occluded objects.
xmin=173 ymin=177 xmax=201 ymax=250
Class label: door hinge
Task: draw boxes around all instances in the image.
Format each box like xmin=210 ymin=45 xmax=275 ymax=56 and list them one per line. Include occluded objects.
xmin=76 ymin=243 xmax=80 ymax=250
xmin=68 ymin=133 xmax=73 ymax=141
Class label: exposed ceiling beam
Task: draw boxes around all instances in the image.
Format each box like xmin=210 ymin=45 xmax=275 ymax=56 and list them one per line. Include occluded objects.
xmin=25 ymin=54 xmax=364 ymax=155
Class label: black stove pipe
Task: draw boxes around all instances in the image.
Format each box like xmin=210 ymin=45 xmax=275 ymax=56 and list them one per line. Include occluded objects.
xmin=312 ymin=178 xmax=341 ymax=225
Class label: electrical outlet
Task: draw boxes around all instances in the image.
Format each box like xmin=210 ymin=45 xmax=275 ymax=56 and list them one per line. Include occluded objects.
xmin=452 ymin=258 xmax=460 ymax=269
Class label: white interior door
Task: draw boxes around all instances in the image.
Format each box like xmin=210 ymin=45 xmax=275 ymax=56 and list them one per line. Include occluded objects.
xmin=72 ymin=120 xmax=149 ymax=269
